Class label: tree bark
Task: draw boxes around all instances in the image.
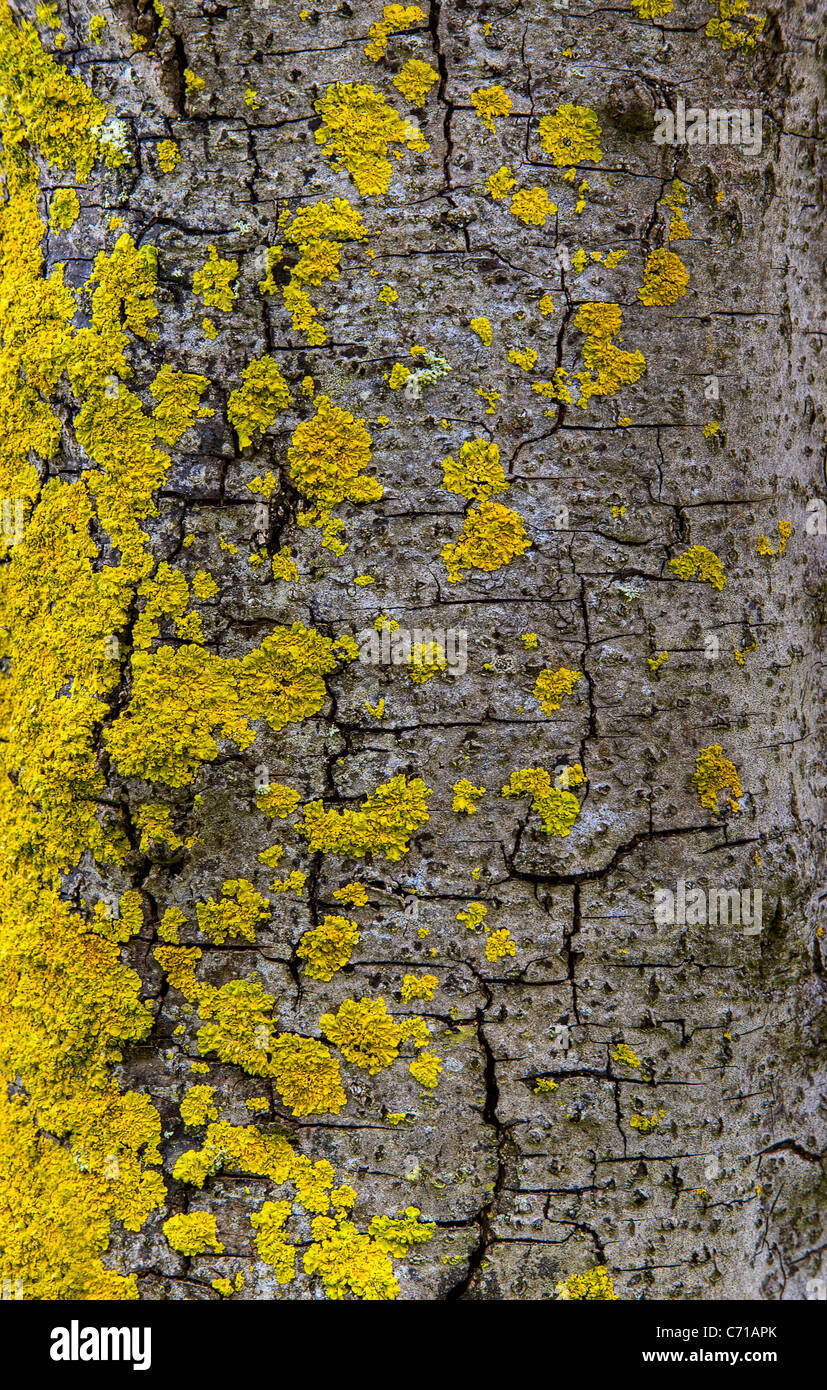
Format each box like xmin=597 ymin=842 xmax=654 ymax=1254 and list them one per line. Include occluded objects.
xmin=1 ymin=0 xmax=825 ymax=1302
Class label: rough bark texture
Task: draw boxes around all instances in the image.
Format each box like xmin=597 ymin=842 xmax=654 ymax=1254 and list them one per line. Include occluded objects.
xmin=2 ymin=0 xmax=826 ymax=1302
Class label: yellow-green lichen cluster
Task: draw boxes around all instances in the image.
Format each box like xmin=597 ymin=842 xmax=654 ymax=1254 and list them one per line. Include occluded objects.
xmin=537 ymin=104 xmax=602 ymax=167
xmin=228 ymin=355 xmax=291 ymax=448
xmin=471 ymin=84 xmax=512 ymax=133
xmin=556 ymin=1265 xmax=619 ymax=1299
xmin=706 ymin=0 xmax=766 ymax=51
xmin=193 ymin=244 xmax=238 ymax=312
xmin=314 ymin=82 xmax=429 ymax=195
xmin=288 ymin=395 xmax=381 ymax=551
xmin=298 ymin=914 xmax=361 ymax=981
xmin=106 ymin=621 xmax=349 ymax=786
xmin=692 ymin=744 xmax=743 ymax=815
xmin=320 ymin=996 xmax=403 ymax=1075
xmin=452 ymin=778 xmax=486 ymax=814
xmin=169 ymin=1118 xmax=425 ymax=1297
xmin=407 ymin=640 xmax=447 ymax=684
xmin=49 ymin=186 xmax=79 ymax=230
xmin=533 ymin=666 xmax=582 ymax=713
xmin=393 ymin=59 xmax=438 ymax=106
xmin=637 ymin=248 xmax=690 ymax=307
xmin=441 ymin=489 xmax=532 ymax=583
xmin=502 ymin=765 xmax=587 ymax=837
xmin=260 ymin=199 xmax=368 ymax=346
xmin=365 ymin=4 xmax=425 ymax=62
xmin=298 ymin=774 xmax=432 ymax=861
xmin=574 ymin=302 xmax=646 ymax=409
xmin=668 ymin=543 xmax=726 ymax=590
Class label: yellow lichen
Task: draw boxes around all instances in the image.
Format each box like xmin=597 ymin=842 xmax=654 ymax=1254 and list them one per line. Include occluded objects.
xmin=637 ymin=248 xmax=689 ymax=307
xmin=257 ymin=782 xmax=302 ymax=819
xmin=409 ymin=1051 xmax=442 ymax=1088
xmin=49 ymin=187 xmax=79 ymax=230
xmin=441 ymin=498 xmax=532 ymax=583
xmin=196 ymin=978 xmax=279 ymax=1074
xmin=133 ymin=801 xmax=185 ymax=854
xmin=510 ymin=187 xmax=556 ymax=226
xmin=271 ymin=547 xmax=299 ymax=583
xmin=183 ymin=68 xmax=204 ymax=98
xmin=298 ymin=774 xmax=432 ymax=862
xmin=662 ymin=178 xmax=690 ymax=240
xmin=314 ymin=82 xmax=428 ymax=196
xmin=180 ymin=1085 xmax=219 ymax=1127
xmin=452 ymin=778 xmax=485 ymax=814
xmin=106 ymin=622 xmax=348 ymax=786
xmin=692 ymin=744 xmax=742 ymax=815
xmin=574 ymin=302 xmax=646 ymax=409
xmin=157 ymin=139 xmax=179 ymax=173
xmin=320 ymin=997 xmax=403 ymax=1075
xmin=169 ymin=1117 xmax=423 ymax=1296
xmin=457 ymin=901 xmax=487 ymax=931
xmin=191 ymin=568 xmax=218 ymax=600
xmin=471 ymin=84 xmax=512 ymax=133
xmin=333 ymin=881 xmax=368 ymax=907
xmin=508 ymin=346 xmax=538 ymax=371
xmin=706 ymin=0 xmax=766 ymax=51
xmin=629 ymin=1111 xmax=662 ymax=1134
xmin=303 ymin=1216 xmax=399 ymax=1299
xmin=612 ymin=1043 xmax=642 ymax=1069
xmin=298 ymin=915 xmax=360 ymax=982
xmin=533 ymin=666 xmax=582 ymax=713
xmin=365 ymin=4 xmax=425 ymax=61
xmin=668 ymin=543 xmax=726 ymax=590
xmin=193 ymin=244 xmax=237 ymax=312
xmin=632 ymin=0 xmax=674 ymax=16
xmin=392 ymin=58 xmax=438 ymax=105
xmin=756 ymin=520 xmax=791 ymax=557
xmin=250 ymin=1201 xmax=295 ymax=1281
xmin=485 ymin=928 xmax=516 ymax=962
xmin=268 ymin=1034 xmax=347 ymax=1116
xmin=502 ymin=765 xmax=587 ymax=837
xmin=400 ymin=974 xmax=438 ymax=1002
xmin=163 ymin=1211 xmax=224 ymax=1256
xmin=288 ymin=395 xmax=380 ymax=545
xmin=196 ymin=880 xmax=271 ymax=946
xmin=261 ymin=198 xmax=368 ymax=346
xmin=556 ymin=1265 xmax=619 ymax=1300
xmin=227 ymin=355 xmax=291 ymax=448
xmin=407 ymin=640 xmax=447 ymax=684
xmin=532 ymin=369 xmax=574 ymax=406
xmin=369 ymin=1206 xmax=435 ymax=1256
xmin=537 ymin=104 xmax=602 ymax=166
xmin=486 ymin=165 xmax=516 ymax=199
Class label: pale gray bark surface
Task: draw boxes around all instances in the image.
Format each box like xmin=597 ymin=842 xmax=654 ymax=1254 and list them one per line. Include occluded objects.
xmin=39 ymin=0 xmax=827 ymax=1298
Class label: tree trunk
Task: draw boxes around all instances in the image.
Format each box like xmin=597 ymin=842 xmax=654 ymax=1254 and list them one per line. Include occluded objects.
xmin=1 ymin=0 xmax=825 ymax=1302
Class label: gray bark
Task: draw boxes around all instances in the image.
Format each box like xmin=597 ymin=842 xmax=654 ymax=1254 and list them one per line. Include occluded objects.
xmin=25 ymin=0 xmax=827 ymax=1299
